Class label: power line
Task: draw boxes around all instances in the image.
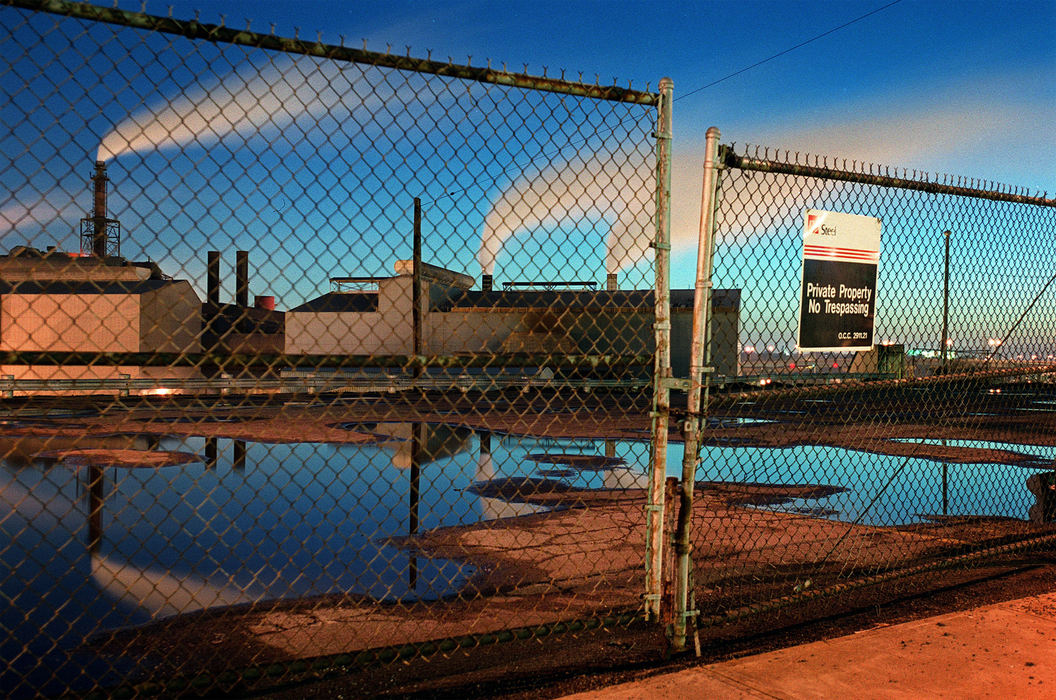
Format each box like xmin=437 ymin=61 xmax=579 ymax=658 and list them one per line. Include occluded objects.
xmin=676 ymin=0 xmax=905 ymax=102
xmin=426 ymin=0 xmax=905 ymax=206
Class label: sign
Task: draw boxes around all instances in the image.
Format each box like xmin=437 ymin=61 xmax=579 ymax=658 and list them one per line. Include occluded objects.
xmin=797 ymin=209 xmax=881 ymax=352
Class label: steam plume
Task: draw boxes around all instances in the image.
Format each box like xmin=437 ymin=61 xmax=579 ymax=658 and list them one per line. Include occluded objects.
xmin=97 ymin=55 xmax=381 ymax=161
xmin=479 ymin=149 xmax=656 ymax=275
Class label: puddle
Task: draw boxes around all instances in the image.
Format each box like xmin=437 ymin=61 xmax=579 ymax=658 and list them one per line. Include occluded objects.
xmin=2 ymin=423 xmax=1048 ymax=688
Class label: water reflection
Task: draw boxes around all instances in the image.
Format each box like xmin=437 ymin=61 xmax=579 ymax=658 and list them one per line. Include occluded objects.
xmin=5 ymin=423 xmax=1049 ymax=696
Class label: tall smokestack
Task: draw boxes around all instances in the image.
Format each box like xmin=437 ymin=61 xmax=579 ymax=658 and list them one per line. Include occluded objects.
xmin=92 ymin=161 xmax=108 ymax=257
xmin=606 ymin=273 xmax=617 ymax=291
xmin=236 ymin=250 xmax=249 ymax=307
xmin=482 ymin=274 xmax=493 ymax=292
xmin=207 ymin=250 xmax=221 ymax=305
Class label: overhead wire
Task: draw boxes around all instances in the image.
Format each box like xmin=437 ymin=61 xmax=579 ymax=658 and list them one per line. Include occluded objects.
xmin=424 ymin=0 xmax=907 ymax=206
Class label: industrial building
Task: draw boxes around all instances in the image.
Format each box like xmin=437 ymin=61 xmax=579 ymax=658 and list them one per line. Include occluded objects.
xmin=0 ymin=245 xmax=202 ymax=386
xmin=285 ymin=260 xmax=741 ymax=380
xmin=2 ymin=160 xmax=740 ymax=390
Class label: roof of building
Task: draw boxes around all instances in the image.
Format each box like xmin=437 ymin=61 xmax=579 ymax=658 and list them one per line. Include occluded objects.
xmin=288 ymin=288 xmax=740 ymax=314
xmin=0 ymin=279 xmax=182 ymax=295
xmin=290 ymin=292 xmax=379 ymax=313
xmin=439 ymin=288 xmax=740 ymax=312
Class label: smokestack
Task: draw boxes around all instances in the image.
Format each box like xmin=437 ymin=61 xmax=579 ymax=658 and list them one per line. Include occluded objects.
xmin=482 ymin=274 xmax=493 ymax=292
xmin=606 ymin=273 xmax=617 ymax=291
xmin=207 ymin=250 xmax=221 ymax=305
xmin=236 ymin=250 xmax=249 ymax=307
xmin=254 ymin=295 xmax=276 ymax=311
xmin=92 ymin=161 xmax=108 ymax=257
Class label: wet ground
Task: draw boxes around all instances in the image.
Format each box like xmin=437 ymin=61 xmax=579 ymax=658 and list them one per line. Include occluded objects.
xmin=1 ymin=379 xmax=1055 ymax=697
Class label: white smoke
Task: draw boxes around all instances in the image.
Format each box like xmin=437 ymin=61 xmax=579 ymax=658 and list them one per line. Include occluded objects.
xmin=97 ymin=55 xmax=384 ymax=161
xmin=479 ymin=148 xmax=658 ymax=275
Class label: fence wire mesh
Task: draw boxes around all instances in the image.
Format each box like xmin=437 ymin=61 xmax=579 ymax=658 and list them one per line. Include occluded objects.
xmin=5 ymin=2 xmax=1056 ymax=697
xmin=2 ymin=2 xmax=669 ymax=696
xmin=690 ymin=143 xmax=1056 ymax=629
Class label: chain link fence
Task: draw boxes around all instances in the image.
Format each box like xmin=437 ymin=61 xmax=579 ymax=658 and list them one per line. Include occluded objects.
xmin=5 ymin=1 xmax=1056 ymax=697
xmin=683 ymin=142 xmax=1056 ymax=641
xmin=1 ymin=2 xmax=676 ymax=696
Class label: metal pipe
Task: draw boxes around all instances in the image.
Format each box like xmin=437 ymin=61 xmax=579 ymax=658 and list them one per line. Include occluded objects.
xmin=941 ymin=230 xmax=950 ymax=370
xmin=91 ymin=160 xmax=108 ymax=257
xmin=236 ymin=250 xmax=249 ymax=308
xmin=11 ymin=0 xmax=659 ymax=106
xmin=207 ymin=250 xmax=221 ymax=305
xmin=672 ymin=126 xmax=722 ymax=651
xmin=412 ymin=197 xmax=423 ymax=379
xmin=644 ymin=77 xmax=673 ymax=622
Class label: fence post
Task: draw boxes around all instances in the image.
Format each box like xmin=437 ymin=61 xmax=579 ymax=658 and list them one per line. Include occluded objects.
xmin=672 ymin=126 xmax=722 ymax=652
xmin=645 ymin=77 xmax=674 ymax=622
xmin=941 ymin=229 xmax=950 ymax=371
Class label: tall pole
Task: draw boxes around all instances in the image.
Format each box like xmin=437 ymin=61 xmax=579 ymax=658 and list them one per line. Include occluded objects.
xmin=941 ymin=230 xmax=950 ymax=371
xmin=645 ymin=78 xmax=674 ymax=622
xmin=416 ymin=197 xmax=424 ymax=384
xmin=672 ymin=125 xmax=722 ymax=652
xmin=412 ymin=197 xmax=423 ymax=381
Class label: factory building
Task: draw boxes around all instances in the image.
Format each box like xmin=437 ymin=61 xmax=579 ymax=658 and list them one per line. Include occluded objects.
xmin=3 ymin=160 xmax=738 ymax=390
xmin=286 ymin=260 xmax=740 ymax=380
xmin=0 ymin=245 xmax=202 ymax=387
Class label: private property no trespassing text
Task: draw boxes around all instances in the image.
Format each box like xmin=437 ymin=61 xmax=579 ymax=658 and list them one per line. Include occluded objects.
xmin=804 ymin=282 xmax=872 ymax=317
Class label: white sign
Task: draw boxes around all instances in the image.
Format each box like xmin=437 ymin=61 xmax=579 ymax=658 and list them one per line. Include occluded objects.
xmin=797 ymin=209 xmax=882 ymax=352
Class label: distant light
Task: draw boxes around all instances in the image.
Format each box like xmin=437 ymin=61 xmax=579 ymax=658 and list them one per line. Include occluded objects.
xmin=766 ymin=344 xmax=776 ymax=352
xmin=744 ymin=345 xmax=755 ymax=353
xmin=832 ymin=362 xmax=839 ymax=369
xmin=143 ymin=387 xmax=174 ymax=396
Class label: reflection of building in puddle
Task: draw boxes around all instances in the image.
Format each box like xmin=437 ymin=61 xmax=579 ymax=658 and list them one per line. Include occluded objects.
xmin=472 ymin=435 xmax=648 ymax=519
xmin=90 ymin=554 xmax=264 ymax=619
xmin=474 ymin=436 xmax=548 ymax=520
xmin=344 ymin=423 xmax=471 ymax=469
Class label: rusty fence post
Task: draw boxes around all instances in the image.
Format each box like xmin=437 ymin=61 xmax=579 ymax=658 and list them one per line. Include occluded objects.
xmin=645 ymin=77 xmax=674 ymax=622
xmin=672 ymin=126 xmax=722 ymax=651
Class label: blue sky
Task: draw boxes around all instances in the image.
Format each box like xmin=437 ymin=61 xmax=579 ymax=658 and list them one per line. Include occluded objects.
xmin=162 ymin=0 xmax=1054 ymax=189
xmin=3 ymin=0 xmax=1054 ymax=352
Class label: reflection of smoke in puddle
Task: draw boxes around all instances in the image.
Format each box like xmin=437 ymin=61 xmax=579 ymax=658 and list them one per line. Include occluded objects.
xmin=527 ymin=453 xmax=626 ymax=470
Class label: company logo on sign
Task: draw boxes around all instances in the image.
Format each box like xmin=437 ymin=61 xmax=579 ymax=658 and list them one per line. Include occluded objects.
xmin=807 ymin=213 xmax=836 ymax=237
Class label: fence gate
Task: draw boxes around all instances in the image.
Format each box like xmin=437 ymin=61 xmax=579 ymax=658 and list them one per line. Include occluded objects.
xmin=1 ymin=2 xmax=677 ymax=696
xmin=676 ymin=139 xmax=1056 ymax=645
